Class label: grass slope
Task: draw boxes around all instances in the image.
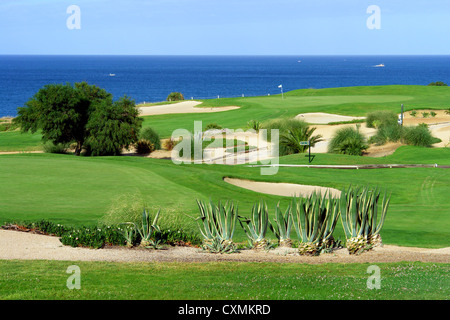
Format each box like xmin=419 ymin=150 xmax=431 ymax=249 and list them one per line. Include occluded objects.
xmin=1 ymin=146 xmax=449 ymax=248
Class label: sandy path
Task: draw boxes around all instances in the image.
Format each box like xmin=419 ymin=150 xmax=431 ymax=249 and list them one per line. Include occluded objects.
xmin=0 ymin=230 xmax=448 ymax=264
xmin=224 ymin=177 xmax=341 ymax=198
xmin=139 ymin=101 xmax=240 ymax=116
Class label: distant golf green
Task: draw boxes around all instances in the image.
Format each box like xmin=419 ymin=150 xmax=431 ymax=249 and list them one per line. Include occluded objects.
xmin=142 ymin=85 xmax=450 ymax=137
xmin=4 ymin=85 xmax=449 ymax=150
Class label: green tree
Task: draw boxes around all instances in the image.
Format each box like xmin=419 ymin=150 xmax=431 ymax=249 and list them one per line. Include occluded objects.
xmin=84 ymin=96 xmax=142 ymax=156
xmin=14 ymin=82 xmax=141 ymax=156
xmin=167 ymin=92 xmax=184 ymax=101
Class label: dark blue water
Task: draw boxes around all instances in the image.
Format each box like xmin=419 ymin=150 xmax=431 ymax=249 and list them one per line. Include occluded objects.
xmin=1 ymin=55 xmax=449 ymax=117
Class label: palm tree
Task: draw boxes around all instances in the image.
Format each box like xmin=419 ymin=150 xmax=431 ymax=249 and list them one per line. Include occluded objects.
xmin=279 ymin=121 xmax=323 ymax=156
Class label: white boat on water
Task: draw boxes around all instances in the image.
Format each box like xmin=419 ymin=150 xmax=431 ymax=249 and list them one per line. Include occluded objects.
xmin=109 ymin=73 xmax=116 ymax=76
xmin=374 ymin=64 xmax=385 ymax=67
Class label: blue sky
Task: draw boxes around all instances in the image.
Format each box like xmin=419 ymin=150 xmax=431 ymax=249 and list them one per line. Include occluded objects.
xmin=1 ymin=0 xmax=449 ymax=55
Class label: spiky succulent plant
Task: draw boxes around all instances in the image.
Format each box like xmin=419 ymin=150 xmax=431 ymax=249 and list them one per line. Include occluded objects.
xmin=195 ymin=199 xmax=238 ymax=252
xmin=269 ymin=202 xmax=293 ymax=247
xmin=291 ymin=192 xmax=340 ymax=255
xmin=340 ymin=185 xmax=390 ymax=254
xmin=239 ymin=200 xmax=270 ymax=249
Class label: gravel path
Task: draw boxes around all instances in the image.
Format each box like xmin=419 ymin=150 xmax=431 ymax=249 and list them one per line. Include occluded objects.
xmin=1 ymin=230 xmax=448 ymax=264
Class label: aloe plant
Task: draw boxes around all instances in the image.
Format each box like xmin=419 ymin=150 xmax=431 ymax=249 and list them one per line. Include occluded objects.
xmin=291 ymin=192 xmax=340 ymax=255
xmin=136 ymin=208 xmax=161 ymax=247
xmin=195 ymin=199 xmax=238 ymax=252
xmin=239 ymin=200 xmax=270 ymax=249
xmin=269 ymin=202 xmax=293 ymax=247
xmin=340 ymin=185 xmax=390 ymax=254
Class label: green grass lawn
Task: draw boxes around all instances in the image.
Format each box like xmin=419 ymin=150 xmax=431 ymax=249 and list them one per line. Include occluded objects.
xmin=1 ymin=146 xmax=449 ymax=248
xmin=0 ymin=131 xmax=42 ymax=152
xmin=0 ymin=260 xmax=448 ymax=300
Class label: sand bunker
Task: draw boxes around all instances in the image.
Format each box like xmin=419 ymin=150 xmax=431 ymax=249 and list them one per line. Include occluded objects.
xmin=224 ymin=177 xmax=341 ymax=198
xmin=139 ymin=101 xmax=240 ymax=116
xmin=296 ymin=113 xmax=365 ymax=124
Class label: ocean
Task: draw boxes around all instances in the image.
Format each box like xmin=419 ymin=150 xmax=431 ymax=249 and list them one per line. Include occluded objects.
xmin=1 ymin=55 xmax=449 ymax=117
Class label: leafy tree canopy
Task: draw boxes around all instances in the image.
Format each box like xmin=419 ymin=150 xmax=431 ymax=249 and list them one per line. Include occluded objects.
xmin=14 ymin=82 xmax=142 ymax=156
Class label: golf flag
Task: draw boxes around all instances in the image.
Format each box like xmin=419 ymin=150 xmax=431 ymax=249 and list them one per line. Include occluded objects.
xmin=278 ymin=85 xmax=283 ymax=88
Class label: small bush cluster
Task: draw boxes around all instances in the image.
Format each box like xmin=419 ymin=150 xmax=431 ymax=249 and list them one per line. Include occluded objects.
xmin=167 ymin=92 xmax=184 ymax=101
xmin=365 ymin=111 xmax=398 ymax=129
xmin=135 ymin=140 xmax=155 ymax=154
xmin=42 ymin=141 xmax=70 ymax=154
xmin=140 ymin=127 xmax=161 ymax=150
xmin=370 ymin=123 xmax=440 ymax=147
xmin=328 ymin=125 xmax=368 ymax=156
xmin=5 ymin=217 xmax=201 ymax=249
xmin=204 ymin=123 xmax=222 ymax=131
xmin=427 ymin=81 xmax=448 ymax=86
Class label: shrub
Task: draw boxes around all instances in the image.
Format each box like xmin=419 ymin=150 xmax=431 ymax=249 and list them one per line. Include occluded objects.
xmin=410 ymin=110 xmax=417 ymax=117
xmin=401 ymin=124 xmax=439 ymax=147
xmin=135 ymin=139 xmax=154 ymax=154
xmin=59 ymin=225 xmax=126 ymax=249
xmin=445 ymin=108 xmax=450 ymax=115
xmin=163 ymin=138 xmax=177 ymax=151
xmin=428 ymin=81 xmax=448 ymax=86
xmin=204 ymin=123 xmax=222 ymax=131
xmin=430 ymin=111 xmax=437 ymax=118
xmin=369 ymin=123 xmax=403 ymax=145
xmin=365 ymin=111 xmax=398 ymax=128
xmin=422 ymin=112 xmax=429 ymax=118
xmin=328 ymin=125 xmax=368 ymax=156
xmin=167 ymin=92 xmax=184 ymax=101
xmin=140 ymin=127 xmax=161 ymax=150
xmin=43 ymin=141 xmax=70 ymax=154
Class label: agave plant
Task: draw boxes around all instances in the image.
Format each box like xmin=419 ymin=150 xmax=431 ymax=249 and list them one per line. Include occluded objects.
xmin=239 ymin=200 xmax=270 ymax=249
xmin=340 ymin=185 xmax=390 ymax=254
xmin=195 ymin=199 xmax=238 ymax=253
xmin=119 ymin=222 xmax=136 ymax=248
xmin=291 ymin=192 xmax=340 ymax=255
xmin=136 ymin=208 xmax=161 ymax=248
xmin=269 ymin=202 xmax=293 ymax=247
